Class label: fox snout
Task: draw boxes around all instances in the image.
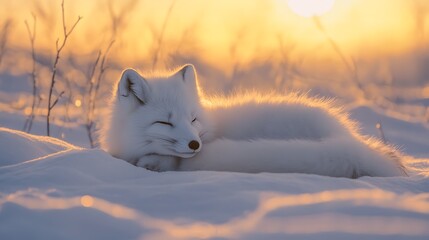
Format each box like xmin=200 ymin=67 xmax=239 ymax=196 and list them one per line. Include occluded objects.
xmin=188 ymin=140 xmax=200 ymax=151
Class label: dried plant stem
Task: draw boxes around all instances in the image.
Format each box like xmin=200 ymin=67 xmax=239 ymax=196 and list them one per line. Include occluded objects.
xmin=312 ymin=16 xmax=409 ymax=123
xmin=152 ymin=0 xmax=176 ymax=70
xmin=107 ymin=0 xmax=138 ymax=39
xmin=86 ymin=40 xmax=114 ymax=147
xmin=85 ymin=51 xmax=101 ymax=148
xmin=23 ymin=14 xmax=38 ymax=133
xmin=312 ymin=17 xmax=368 ymax=99
xmin=46 ymin=0 xmax=82 ymax=136
xmin=0 ymin=19 xmax=11 ymax=69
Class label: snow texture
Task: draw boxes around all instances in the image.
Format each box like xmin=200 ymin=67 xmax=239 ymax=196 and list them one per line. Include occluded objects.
xmin=0 ymin=116 xmax=429 ymax=239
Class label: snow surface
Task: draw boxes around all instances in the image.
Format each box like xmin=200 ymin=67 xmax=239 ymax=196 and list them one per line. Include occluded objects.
xmin=0 ymin=108 xmax=429 ymax=239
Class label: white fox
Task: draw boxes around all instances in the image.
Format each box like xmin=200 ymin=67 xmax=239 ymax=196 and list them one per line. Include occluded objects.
xmin=100 ymin=64 xmax=407 ymax=178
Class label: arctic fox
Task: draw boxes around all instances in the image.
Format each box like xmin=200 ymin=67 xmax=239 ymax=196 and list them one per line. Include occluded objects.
xmin=100 ymin=64 xmax=407 ymax=178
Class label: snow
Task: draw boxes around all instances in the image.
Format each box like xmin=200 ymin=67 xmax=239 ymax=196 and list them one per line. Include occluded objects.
xmin=0 ymin=109 xmax=429 ymax=239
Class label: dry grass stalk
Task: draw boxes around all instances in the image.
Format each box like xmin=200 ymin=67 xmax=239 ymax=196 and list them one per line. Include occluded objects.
xmin=46 ymin=0 xmax=82 ymax=136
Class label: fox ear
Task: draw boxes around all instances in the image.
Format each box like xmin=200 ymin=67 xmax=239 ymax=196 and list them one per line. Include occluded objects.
xmin=174 ymin=64 xmax=197 ymax=90
xmin=118 ymin=68 xmax=150 ymax=104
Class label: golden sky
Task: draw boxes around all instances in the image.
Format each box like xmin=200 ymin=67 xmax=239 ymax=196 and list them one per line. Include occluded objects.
xmin=0 ymin=0 xmax=426 ymax=72
xmin=1 ymin=1 xmax=426 ymax=139
xmin=0 ymin=0 xmax=428 ymax=127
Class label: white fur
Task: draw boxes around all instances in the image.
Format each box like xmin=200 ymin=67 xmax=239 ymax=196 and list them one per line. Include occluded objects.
xmin=100 ymin=65 xmax=406 ymax=178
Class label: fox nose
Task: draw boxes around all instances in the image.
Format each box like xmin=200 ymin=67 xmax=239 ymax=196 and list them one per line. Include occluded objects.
xmin=188 ymin=140 xmax=200 ymax=151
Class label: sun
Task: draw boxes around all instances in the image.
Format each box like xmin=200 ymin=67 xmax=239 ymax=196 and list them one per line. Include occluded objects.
xmin=287 ymin=0 xmax=335 ymax=17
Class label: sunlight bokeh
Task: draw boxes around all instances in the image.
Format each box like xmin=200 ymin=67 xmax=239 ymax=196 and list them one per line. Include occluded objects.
xmin=80 ymin=195 xmax=93 ymax=207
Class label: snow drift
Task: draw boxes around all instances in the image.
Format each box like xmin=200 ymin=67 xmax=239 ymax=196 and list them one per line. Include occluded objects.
xmin=0 ymin=127 xmax=428 ymax=239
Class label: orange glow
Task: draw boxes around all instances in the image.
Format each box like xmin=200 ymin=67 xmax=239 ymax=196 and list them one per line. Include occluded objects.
xmin=0 ymin=0 xmax=425 ymax=71
xmin=0 ymin=0 xmax=428 ymax=130
xmin=23 ymin=107 xmax=31 ymax=116
xmin=80 ymin=195 xmax=94 ymax=207
xmin=74 ymin=99 xmax=82 ymax=108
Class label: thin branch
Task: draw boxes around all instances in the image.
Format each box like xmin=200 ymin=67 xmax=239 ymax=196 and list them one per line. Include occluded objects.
xmin=0 ymin=19 xmax=12 ymax=69
xmin=23 ymin=14 xmax=38 ymax=133
xmin=46 ymin=0 xmax=82 ymax=136
xmin=107 ymin=0 xmax=138 ymax=39
xmin=87 ymin=51 xmax=102 ymax=115
xmin=85 ymin=51 xmax=102 ymax=148
xmin=275 ymin=34 xmax=301 ymax=89
xmin=63 ymin=76 xmax=73 ymax=123
xmin=86 ymin=40 xmax=115 ymax=148
xmin=50 ymin=91 xmax=65 ymax=110
xmin=61 ymin=0 xmax=67 ymax=37
xmin=152 ymin=0 xmax=176 ymax=70
xmin=312 ymin=16 xmax=368 ymax=99
xmin=94 ymin=40 xmax=115 ymax=101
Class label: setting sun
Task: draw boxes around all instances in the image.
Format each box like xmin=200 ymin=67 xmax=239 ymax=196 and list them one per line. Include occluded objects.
xmin=287 ymin=0 xmax=335 ymax=17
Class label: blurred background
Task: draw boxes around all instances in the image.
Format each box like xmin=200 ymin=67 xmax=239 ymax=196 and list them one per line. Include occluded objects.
xmin=0 ymin=0 xmax=428 ymax=152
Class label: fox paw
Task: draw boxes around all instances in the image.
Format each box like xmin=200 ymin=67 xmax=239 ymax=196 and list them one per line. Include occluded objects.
xmin=136 ymin=155 xmax=177 ymax=172
xmin=143 ymin=163 xmax=161 ymax=172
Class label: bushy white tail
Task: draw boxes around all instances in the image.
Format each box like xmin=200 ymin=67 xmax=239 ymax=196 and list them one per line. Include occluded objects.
xmin=179 ymin=137 xmax=406 ymax=178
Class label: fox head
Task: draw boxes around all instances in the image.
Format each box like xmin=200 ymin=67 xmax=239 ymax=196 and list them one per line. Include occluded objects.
xmin=102 ymin=64 xmax=210 ymax=163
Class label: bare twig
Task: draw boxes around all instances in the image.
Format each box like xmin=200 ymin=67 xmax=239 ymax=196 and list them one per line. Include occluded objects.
xmin=23 ymin=14 xmax=38 ymax=133
xmin=85 ymin=51 xmax=102 ymax=148
xmin=93 ymin=41 xmax=114 ymax=112
xmin=0 ymin=19 xmax=12 ymax=69
xmin=223 ymin=26 xmax=248 ymax=93
xmin=276 ymin=34 xmax=301 ymax=89
xmin=152 ymin=0 xmax=176 ymax=70
xmin=56 ymin=76 xmax=74 ymax=138
xmin=174 ymin=20 xmax=200 ymax=54
xmin=312 ymin=16 xmax=412 ymax=122
xmin=313 ymin=16 xmax=365 ymax=90
xmin=86 ymin=40 xmax=115 ymax=147
xmin=46 ymin=0 xmax=82 ymax=136
xmin=86 ymin=52 xmax=101 ymax=110
xmin=50 ymin=91 xmax=65 ymax=110
xmin=107 ymin=0 xmax=138 ymax=39
xmin=63 ymin=76 xmax=73 ymax=123
xmin=312 ymin=17 xmax=368 ymax=100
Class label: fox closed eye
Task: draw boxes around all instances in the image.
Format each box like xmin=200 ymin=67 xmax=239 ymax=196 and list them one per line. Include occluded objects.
xmin=192 ymin=117 xmax=197 ymax=123
xmin=154 ymin=121 xmax=173 ymax=127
